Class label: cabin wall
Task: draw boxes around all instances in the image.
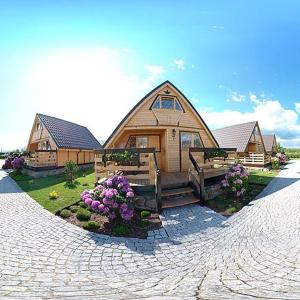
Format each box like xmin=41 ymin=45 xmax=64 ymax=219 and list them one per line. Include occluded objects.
xmin=105 ymin=83 xmax=217 ymax=172
xmin=56 ymin=149 xmax=95 ymax=167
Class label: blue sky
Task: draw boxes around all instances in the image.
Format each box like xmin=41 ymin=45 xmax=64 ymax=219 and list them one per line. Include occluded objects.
xmin=1 ymin=0 xmax=300 ymax=150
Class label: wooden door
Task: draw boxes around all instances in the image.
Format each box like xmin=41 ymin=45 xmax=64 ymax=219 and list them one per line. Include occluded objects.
xmin=180 ymin=132 xmax=203 ymax=171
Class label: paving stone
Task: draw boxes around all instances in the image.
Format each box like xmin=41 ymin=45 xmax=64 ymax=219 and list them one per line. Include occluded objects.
xmin=1 ymin=162 xmax=300 ymax=298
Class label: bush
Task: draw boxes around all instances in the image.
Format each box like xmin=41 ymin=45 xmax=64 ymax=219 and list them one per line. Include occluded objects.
xmin=112 ymin=225 xmax=130 ymax=236
xmin=64 ymin=161 xmax=79 ymax=185
xmin=140 ymin=220 xmax=150 ymax=228
xmin=80 ymin=175 xmax=135 ymax=223
xmin=227 ymin=207 xmax=237 ymax=214
xmin=83 ymin=220 xmax=100 ymax=230
xmin=69 ymin=205 xmax=80 ymax=213
xmin=76 ymin=208 xmax=91 ymax=221
xmin=79 ymin=201 xmax=87 ymax=208
xmin=140 ymin=210 xmax=151 ymax=218
xmin=271 ymin=157 xmax=280 ymax=170
xmin=60 ymin=209 xmax=71 ymax=218
xmin=222 ymin=163 xmax=248 ymax=199
xmin=49 ymin=191 xmax=59 ymax=199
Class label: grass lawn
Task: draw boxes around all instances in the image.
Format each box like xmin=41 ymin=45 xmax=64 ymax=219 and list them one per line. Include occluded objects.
xmin=248 ymin=169 xmax=280 ymax=185
xmin=13 ymin=168 xmax=95 ymax=213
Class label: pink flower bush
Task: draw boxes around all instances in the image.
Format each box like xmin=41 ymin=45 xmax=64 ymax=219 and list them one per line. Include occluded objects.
xmin=80 ymin=175 xmax=134 ymax=222
xmin=222 ymin=163 xmax=248 ymax=199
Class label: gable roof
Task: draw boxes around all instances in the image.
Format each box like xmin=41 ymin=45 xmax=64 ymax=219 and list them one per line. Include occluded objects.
xmin=103 ymin=80 xmax=219 ymax=147
xmin=262 ymin=134 xmax=277 ymax=152
xmin=37 ymin=113 xmax=101 ymax=150
xmin=212 ymin=121 xmax=258 ymax=152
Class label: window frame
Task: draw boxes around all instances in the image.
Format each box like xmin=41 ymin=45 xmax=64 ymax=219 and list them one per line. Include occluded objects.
xmin=125 ymin=134 xmax=161 ymax=152
xmin=150 ymin=95 xmax=183 ymax=112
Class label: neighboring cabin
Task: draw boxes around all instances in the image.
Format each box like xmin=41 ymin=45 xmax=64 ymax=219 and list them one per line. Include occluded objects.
xmin=212 ymin=121 xmax=268 ymax=166
xmin=26 ymin=113 xmax=101 ymax=168
xmin=262 ymin=134 xmax=278 ymax=155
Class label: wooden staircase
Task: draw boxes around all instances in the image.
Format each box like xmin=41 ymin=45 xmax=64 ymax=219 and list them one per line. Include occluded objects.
xmin=161 ymin=183 xmax=200 ymax=209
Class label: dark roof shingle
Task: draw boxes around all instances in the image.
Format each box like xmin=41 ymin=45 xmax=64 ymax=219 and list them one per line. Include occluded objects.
xmin=37 ymin=113 xmax=101 ymax=150
xmin=212 ymin=121 xmax=257 ymax=152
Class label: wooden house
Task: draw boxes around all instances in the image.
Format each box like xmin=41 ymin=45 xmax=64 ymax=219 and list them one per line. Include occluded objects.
xmin=95 ymin=81 xmax=235 ymax=210
xmin=262 ymin=134 xmax=278 ymax=155
xmin=212 ymin=121 xmax=269 ymax=166
xmin=26 ymin=113 xmax=101 ymax=169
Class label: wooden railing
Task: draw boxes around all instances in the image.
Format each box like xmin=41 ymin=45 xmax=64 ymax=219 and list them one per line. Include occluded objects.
xmin=188 ymin=147 xmax=237 ymax=203
xmin=95 ymin=148 xmax=162 ymax=211
xmin=25 ymin=150 xmax=57 ymax=168
xmin=238 ymin=152 xmax=268 ymax=165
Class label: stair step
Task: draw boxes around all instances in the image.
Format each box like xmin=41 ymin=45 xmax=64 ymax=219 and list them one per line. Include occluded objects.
xmin=162 ymin=195 xmax=199 ymax=209
xmin=162 ymin=187 xmax=195 ymax=197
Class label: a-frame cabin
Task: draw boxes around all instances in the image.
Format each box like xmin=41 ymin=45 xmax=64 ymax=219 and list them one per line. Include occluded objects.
xmin=103 ymin=80 xmax=218 ymax=172
xmin=95 ymin=81 xmax=235 ymax=211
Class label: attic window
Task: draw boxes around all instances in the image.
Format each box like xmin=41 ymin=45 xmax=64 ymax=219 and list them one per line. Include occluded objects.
xmin=151 ymin=96 xmax=183 ymax=111
xmin=36 ymin=122 xmax=42 ymax=131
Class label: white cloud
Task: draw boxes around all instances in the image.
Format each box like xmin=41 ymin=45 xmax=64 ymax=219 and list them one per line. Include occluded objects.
xmin=227 ymin=91 xmax=245 ymax=102
xmin=11 ymin=48 xmax=165 ymax=149
xmin=212 ymin=25 xmax=225 ymax=30
xmin=173 ymin=59 xmax=185 ymax=70
xmin=295 ymin=102 xmax=300 ymax=113
xmin=200 ymin=95 xmax=300 ymax=148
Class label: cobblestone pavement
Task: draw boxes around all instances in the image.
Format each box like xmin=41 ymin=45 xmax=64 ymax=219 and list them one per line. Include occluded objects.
xmin=1 ymin=161 xmax=300 ymax=299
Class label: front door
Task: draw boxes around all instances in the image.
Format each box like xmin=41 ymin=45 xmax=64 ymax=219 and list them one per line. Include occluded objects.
xmin=180 ymin=131 xmax=203 ymax=171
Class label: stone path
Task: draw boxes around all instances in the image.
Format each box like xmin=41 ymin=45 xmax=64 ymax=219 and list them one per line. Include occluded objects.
xmin=1 ymin=161 xmax=300 ymax=299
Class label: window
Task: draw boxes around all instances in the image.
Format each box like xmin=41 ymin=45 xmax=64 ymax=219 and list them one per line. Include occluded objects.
xmin=36 ymin=122 xmax=42 ymax=131
xmin=161 ymin=98 xmax=174 ymax=109
xmin=126 ymin=136 xmax=148 ymax=149
xmin=151 ymin=95 xmax=183 ymax=111
xmin=175 ymin=99 xmax=182 ymax=111
xmin=180 ymin=132 xmax=203 ymax=150
xmin=42 ymin=140 xmax=51 ymax=150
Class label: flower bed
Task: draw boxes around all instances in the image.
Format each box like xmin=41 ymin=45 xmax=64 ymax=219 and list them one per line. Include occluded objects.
xmin=58 ymin=175 xmax=162 ymax=238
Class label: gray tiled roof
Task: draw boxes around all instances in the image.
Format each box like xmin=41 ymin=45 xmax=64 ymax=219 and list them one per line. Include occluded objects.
xmin=212 ymin=121 xmax=257 ymax=152
xmin=262 ymin=134 xmax=276 ymax=152
xmin=37 ymin=114 xmax=101 ymax=150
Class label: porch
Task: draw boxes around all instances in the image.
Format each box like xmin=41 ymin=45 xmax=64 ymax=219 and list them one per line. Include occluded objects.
xmin=94 ymin=147 xmax=236 ymax=211
xmin=25 ymin=150 xmax=57 ymax=168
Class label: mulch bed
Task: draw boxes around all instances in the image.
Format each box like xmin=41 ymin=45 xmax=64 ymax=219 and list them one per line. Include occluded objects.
xmin=206 ymin=183 xmax=265 ymax=217
xmin=61 ymin=207 xmax=162 ymax=239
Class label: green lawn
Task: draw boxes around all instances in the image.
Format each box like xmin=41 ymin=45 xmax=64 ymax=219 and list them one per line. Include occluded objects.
xmin=13 ymin=168 xmax=95 ymax=213
xmin=248 ymin=169 xmax=280 ymax=186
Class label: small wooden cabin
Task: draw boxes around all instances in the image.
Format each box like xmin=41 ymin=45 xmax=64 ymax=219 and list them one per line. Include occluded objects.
xmin=26 ymin=113 xmax=101 ymax=168
xmin=212 ymin=121 xmax=268 ymax=166
xmin=262 ymin=134 xmax=278 ymax=155
xmin=95 ymin=81 xmax=235 ymax=210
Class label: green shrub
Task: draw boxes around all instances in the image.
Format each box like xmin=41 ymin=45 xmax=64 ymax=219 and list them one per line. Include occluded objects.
xmin=227 ymin=207 xmax=237 ymax=214
xmin=9 ymin=171 xmax=33 ymax=181
xmin=112 ymin=225 xmax=130 ymax=236
xmin=60 ymin=209 xmax=71 ymax=218
xmin=69 ymin=205 xmax=80 ymax=213
xmin=76 ymin=208 xmax=91 ymax=221
xmin=64 ymin=160 xmax=79 ymax=185
xmin=83 ymin=221 xmax=100 ymax=231
xmin=79 ymin=201 xmax=87 ymax=208
xmin=140 ymin=210 xmax=151 ymax=219
xmin=140 ymin=220 xmax=150 ymax=228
